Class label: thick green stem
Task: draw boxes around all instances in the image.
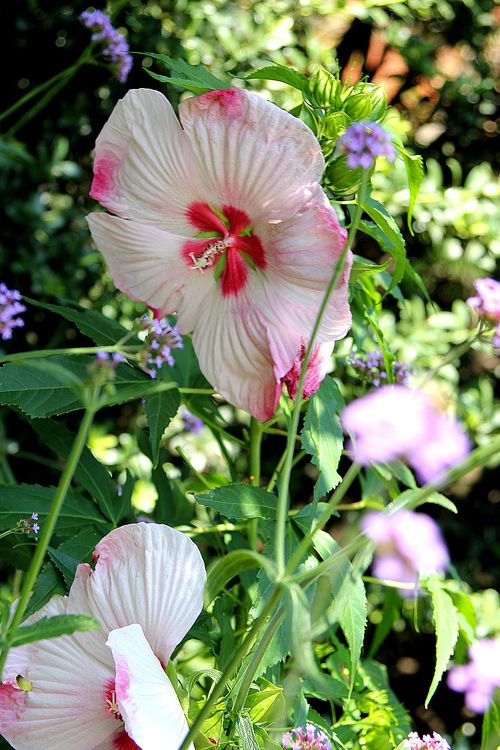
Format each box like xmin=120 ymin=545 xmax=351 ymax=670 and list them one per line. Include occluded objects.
xmin=0 ymin=400 xmax=98 ymax=679
xmin=286 ymin=462 xmax=361 ymax=575
xmin=247 ymin=418 xmax=263 ymax=550
xmin=177 ymin=590 xmax=280 ymax=750
xmin=233 ymin=606 xmax=284 ymax=714
xmin=274 ymin=173 xmax=369 ymax=575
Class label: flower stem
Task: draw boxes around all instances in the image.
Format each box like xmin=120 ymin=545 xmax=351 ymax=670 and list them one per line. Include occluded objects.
xmin=274 ymin=173 xmax=369 ymax=575
xmin=0 ymin=396 xmax=98 ymax=679
xmin=285 ymin=462 xmax=361 ymax=574
xmin=177 ymin=589 xmax=281 ymax=750
xmin=247 ymin=418 xmax=263 ymax=550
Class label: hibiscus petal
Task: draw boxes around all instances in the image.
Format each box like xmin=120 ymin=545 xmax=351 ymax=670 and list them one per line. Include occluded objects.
xmin=90 ymin=88 xmax=200 ymax=234
xmin=257 ymin=196 xmax=351 ymax=380
xmin=190 ymin=286 xmax=280 ymax=420
xmin=107 ymin=625 xmax=193 ymax=750
xmin=179 ymin=89 xmax=324 ymax=223
xmin=0 ymin=597 xmax=116 ymax=750
xmin=69 ymin=523 xmax=206 ymax=667
xmin=86 ymin=212 xmax=191 ymax=318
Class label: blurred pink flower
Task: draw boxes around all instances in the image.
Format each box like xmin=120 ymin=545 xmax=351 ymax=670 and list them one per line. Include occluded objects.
xmin=361 ymin=510 xmax=449 ymax=596
xmin=0 ymin=523 xmax=206 ymax=750
xmin=341 ymin=385 xmax=470 ymax=483
xmin=447 ymin=638 xmax=500 ymax=713
xmin=466 ymin=277 xmax=500 ymax=347
xmin=87 ymin=88 xmax=352 ymax=420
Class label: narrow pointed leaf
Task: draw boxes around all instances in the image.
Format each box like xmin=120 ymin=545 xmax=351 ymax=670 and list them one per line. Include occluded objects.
xmin=10 ymin=614 xmax=100 ymax=647
xmin=425 ymin=581 xmax=459 ymax=707
xmin=145 ymin=388 xmax=181 ymax=467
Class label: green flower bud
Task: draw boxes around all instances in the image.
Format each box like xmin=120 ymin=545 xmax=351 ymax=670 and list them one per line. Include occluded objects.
xmin=322 ymin=111 xmax=351 ymax=140
xmin=350 ymin=82 xmax=388 ymax=121
xmin=343 ymin=92 xmax=373 ymax=120
xmin=309 ymin=67 xmax=339 ymax=108
xmin=325 ymin=155 xmax=364 ymax=196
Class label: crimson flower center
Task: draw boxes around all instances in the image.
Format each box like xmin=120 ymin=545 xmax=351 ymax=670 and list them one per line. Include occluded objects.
xmin=182 ymin=202 xmax=266 ymax=297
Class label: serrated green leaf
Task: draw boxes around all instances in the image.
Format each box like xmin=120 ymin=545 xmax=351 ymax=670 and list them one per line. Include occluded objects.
xmin=144 ymin=52 xmax=230 ymax=93
xmin=24 ymin=297 xmax=132 ymax=346
xmin=359 ymin=197 xmax=406 ymax=289
xmin=481 ymin=701 xmax=500 ymax=750
xmin=243 ymin=64 xmax=308 ymax=92
xmin=236 ymin=714 xmax=259 ymax=750
xmin=425 ymin=582 xmax=459 ymax=706
xmin=24 ymin=563 xmax=65 ymax=619
xmin=0 ymin=484 xmax=109 ymax=532
xmin=350 ymin=254 xmax=392 ymax=282
xmin=10 ymin=614 xmax=100 ymax=647
xmin=195 ymin=484 xmax=277 ymax=519
xmin=395 ymin=143 xmax=424 ymax=234
xmin=47 ymin=546 xmax=79 ymax=587
xmin=247 ymin=680 xmax=285 ymax=723
xmin=301 ymin=377 xmax=345 ymax=501
xmin=206 ymin=550 xmax=276 ymax=605
xmin=32 ymin=419 xmax=121 ymax=525
xmin=145 ymin=388 xmax=181 ymax=467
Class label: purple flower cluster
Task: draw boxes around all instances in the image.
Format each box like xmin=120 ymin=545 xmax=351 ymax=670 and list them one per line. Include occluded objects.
xmin=17 ymin=512 xmax=40 ymax=536
xmin=335 ymin=121 xmax=396 ymax=169
xmin=341 ymin=385 xmax=470 ymax=484
xmin=95 ymin=351 xmax=125 ymax=367
xmin=0 ymin=283 xmax=26 ymax=341
xmin=447 ymin=638 xmax=500 ymax=713
xmin=282 ymin=724 xmax=332 ymax=750
xmin=80 ymin=9 xmax=132 ymax=82
xmin=181 ymin=409 xmax=204 ymax=434
xmin=361 ymin=510 xmax=449 ymax=596
xmin=140 ymin=317 xmax=183 ymax=379
xmin=406 ymin=731 xmax=451 ymax=750
xmin=466 ymin=277 xmax=500 ymax=347
xmin=348 ymin=350 xmax=411 ymax=387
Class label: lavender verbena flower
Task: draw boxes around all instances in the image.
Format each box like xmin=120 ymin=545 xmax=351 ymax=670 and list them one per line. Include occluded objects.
xmin=282 ymin=723 xmax=332 ymax=750
xmin=16 ymin=514 xmax=41 ymax=536
xmin=447 ymin=638 xmax=500 ymax=713
xmin=466 ymin=277 xmax=500 ymax=347
xmin=0 ymin=283 xmax=26 ymax=341
xmin=361 ymin=510 xmax=449 ymax=596
xmin=181 ymin=409 xmax=204 ymax=434
xmin=347 ymin=350 xmax=411 ymax=387
xmin=80 ymin=9 xmax=132 ymax=82
xmin=95 ymin=351 xmax=125 ymax=367
xmin=140 ymin=317 xmax=183 ymax=379
xmin=341 ymin=385 xmax=470 ymax=484
xmin=406 ymin=731 xmax=451 ymax=750
xmin=335 ymin=121 xmax=396 ymax=169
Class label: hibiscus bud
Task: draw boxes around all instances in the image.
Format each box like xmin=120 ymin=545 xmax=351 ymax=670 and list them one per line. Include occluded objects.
xmin=343 ymin=92 xmax=372 ymax=120
xmin=348 ymin=83 xmax=388 ymax=121
xmin=322 ymin=111 xmax=350 ymax=140
xmin=309 ymin=67 xmax=339 ymax=107
xmin=325 ymin=155 xmax=364 ymax=196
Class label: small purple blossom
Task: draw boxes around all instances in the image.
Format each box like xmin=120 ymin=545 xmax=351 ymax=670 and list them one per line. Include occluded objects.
xmin=0 ymin=283 xmax=26 ymax=341
xmin=341 ymin=385 xmax=470 ymax=484
xmin=282 ymin=723 xmax=332 ymax=750
xmin=181 ymin=409 xmax=204 ymax=434
xmin=348 ymin=350 xmax=411 ymax=387
xmin=466 ymin=277 xmax=500 ymax=347
xmin=406 ymin=731 xmax=451 ymax=750
xmin=16 ymin=514 xmax=41 ymax=536
xmin=80 ymin=9 xmax=132 ymax=82
xmin=335 ymin=121 xmax=396 ymax=169
xmin=447 ymin=638 xmax=500 ymax=713
xmin=140 ymin=316 xmax=183 ymax=379
xmin=95 ymin=351 xmax=125 ymax=367
xmin=361 ymin=510 xmax=449 ymax=596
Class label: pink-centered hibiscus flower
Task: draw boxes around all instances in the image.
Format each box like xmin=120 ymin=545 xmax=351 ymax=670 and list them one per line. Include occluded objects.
xmin=0 ymin=523 xmax=206 ymax=750
xmin=86 ymin=88 xmax=352 ymax=420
